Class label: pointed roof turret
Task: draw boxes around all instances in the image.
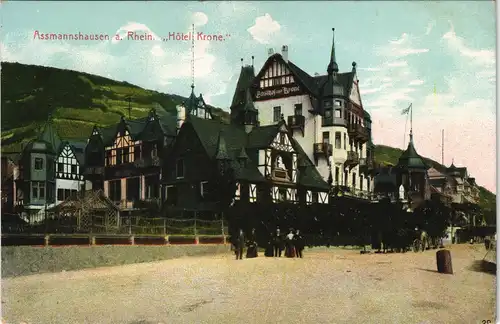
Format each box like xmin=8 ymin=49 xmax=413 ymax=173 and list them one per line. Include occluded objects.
xmin=243 ymin=88 xmax=258 ymax=113
xmin=327 ymin=28 xmax=339 ymax=75
xmin=183 ymin=84 xmax=199 ymax=114
xmin=39 ymin=113 xmax=62 ymax=153
xmin=215 ymin=130 xmax=230 ymax=161
xmin=397 ymin=132 xmax=426 ymax=170
xmin=237 ymin=146 xmax=249 ymax=162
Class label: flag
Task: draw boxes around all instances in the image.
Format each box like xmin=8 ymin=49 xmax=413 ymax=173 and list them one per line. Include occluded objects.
xmin=401 ymin=104 xmax=412 ymax=115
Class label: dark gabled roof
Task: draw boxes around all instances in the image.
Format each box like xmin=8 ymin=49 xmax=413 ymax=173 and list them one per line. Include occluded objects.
xmin=186 ymin=117 xmax=329 ymax=189
xmin=397 ymin=134 xmax=427 ymax=170
xmin=246 ymin=124 xmax=280 ymax=149
xmin=67 ymin=140 xmax=87 ymax=165
xmin=96 ymin=124 xmax=118 ymax=147
xmin=23 ymin=116 xmax=63 ymax=155
xmin=289 ymin=138 xmax=330 ymax=190
xmin=231 ymin=65 xmax=256 ymax=109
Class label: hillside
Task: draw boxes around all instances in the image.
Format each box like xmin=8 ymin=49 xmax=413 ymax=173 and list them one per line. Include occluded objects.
xmin=0 ymin=62 xmax=229 ymax=153
xmin=1 ymin=62 xmax=495 ymax=222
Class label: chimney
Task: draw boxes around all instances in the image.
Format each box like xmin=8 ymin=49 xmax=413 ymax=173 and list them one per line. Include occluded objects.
xmin=176 ymin=104 xmax=186 ymax=134
xmin=267 ymin=48 xmax=274 ymax=57
xmin=314 ymin=72 xmax=320 ymax=77
xmin=281 ymin=45 xmax=288 ymax=62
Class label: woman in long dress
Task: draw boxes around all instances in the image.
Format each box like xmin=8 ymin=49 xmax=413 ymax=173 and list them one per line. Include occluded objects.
xmin=246 ymin=228 xmax=258 ymax=258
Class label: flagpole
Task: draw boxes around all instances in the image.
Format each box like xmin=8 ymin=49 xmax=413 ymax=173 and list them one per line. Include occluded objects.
xmin=409 ymin=103 xmax=413 ymax=138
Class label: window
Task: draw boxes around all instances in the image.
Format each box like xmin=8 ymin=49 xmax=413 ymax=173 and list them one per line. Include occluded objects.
xmin=335 ymin=132 xmax=341 ymax=149
xmin=109 ymin=180 xmax=121 ymax=202
xmin=272 ymin=78 xmax=282 ymax=86
xmin=57 ymin=188 xmax=64 ymax=201
xmin=280 ymin=133 xmax=285 ymax=144
xmin=343 ymin=133 xmax=347 ymax=149
xmin=367 ymin=178 xmax=371 ymax=192
xmin=176 ymin=159 xmax=185 ymax=178
xmin=34 ymin=158 xmax=43 ymax=170
xmin=360 ymin=175 xmax=364 ymax=191
xmin=57 ymin=163 xmax=64 ymax=173
xmin=200 ymin=181 xmax=209 ymax=198
xmin=278 ymin=188 xmax=287 ymax=201
xmin=105 ymin=150 xmax=113 ymax=166
xmin=334 ymin=100 xmax=342 ymax=107
xmin=64 ymin=189 xmax=71 ymax=200
xmin=145 ymin=175 xmax=159 ymax=199
xmin=122 ymin=147 xmax=130 ymax=163
xmin=294 ymin=104 xmax=303 ymax=116
xmin=134 ymin=145 xmax=142 ymax=161
xmin=335 ymin=167 xmax=339 ymax=184
xmin=165 ymin=186 xmax=178 ymax=205
xmin=312 ymin=192 xmax=319 ymax=203
xmin=151 ymin=144 xmax=158 ymax=158
xmin=32 ymin=182 xmax=45 ymax=199
xmin=335 ymin=109 xmax=341 ymax=118
xmin=126 ymin=177 xmax=140 ymax=201
xmin=116 ymin=149 xmax=122 ymax=164
xmin=352 ymin=172 xmax=357 ymax=189
xmin=324 ymin=109 xmax=332 ymax=118
xmin=322 ymin=132 xmax=330 ymax=144
xmin=71 ymin=165 xmax=77 ymax=174
xmin=273 ymin=106 xmax=282 ymax=122
xmin=344 ymin=171 xmax=348 ymax=186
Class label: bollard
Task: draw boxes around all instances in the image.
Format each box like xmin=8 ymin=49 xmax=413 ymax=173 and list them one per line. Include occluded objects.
xmin=223 ymin=235 xmax=227 ymax=245
xmin=165 ymin=236 xmax=170 ymax=245
xmin=195 ymin=236 xmax=199 ymax=245
xmin=130 ymin=235 xmax=135 ymax=245
xmin=44 ymin=235 xmax=50 ymax=246
xmin=436 ymin=249 xmax=453 ymax=274
xmin=90 ymin=236 xmax=96 ymax=245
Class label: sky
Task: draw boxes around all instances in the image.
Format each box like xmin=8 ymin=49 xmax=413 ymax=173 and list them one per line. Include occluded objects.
xmin=1 ymin=1 xmax=497 ymax=193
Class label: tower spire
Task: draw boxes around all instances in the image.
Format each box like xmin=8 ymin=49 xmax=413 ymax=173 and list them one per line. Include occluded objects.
xmin=327 ymin=28 xmax=339 ymax=75
xmin=191 ymin=23 xmax=195 ymax=90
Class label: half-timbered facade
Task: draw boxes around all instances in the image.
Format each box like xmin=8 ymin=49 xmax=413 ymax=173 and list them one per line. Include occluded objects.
xmin=161 ymin=110 xmax=330 ymax=216
xmin=88 ymin=109 xmax=177 ymax=212
xmin=55 ymin=141 xmax=88 ymax=203
xmin=233 ymin=29 xmax=375 ymax=201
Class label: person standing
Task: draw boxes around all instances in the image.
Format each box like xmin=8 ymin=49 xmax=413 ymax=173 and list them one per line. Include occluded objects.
xmin=246 ymin=228 xmax=258 ymax=258
xmin=235 ymin=228 xmax=245 ymax=260
xmin=273 ymin=226 xmax=283 ymax=257
xmin=294 ymin=229 xmax=305 ymax=258
xmin=285 ymin=229 xmax=295 ymax=258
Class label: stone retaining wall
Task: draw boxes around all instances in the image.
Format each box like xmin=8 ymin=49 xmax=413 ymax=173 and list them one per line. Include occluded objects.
xmin=2 ymin=244 xmax=231 ymax=278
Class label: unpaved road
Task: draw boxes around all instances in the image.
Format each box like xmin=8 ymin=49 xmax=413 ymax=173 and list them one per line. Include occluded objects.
xmin=1 ymin=244 xmax=496 ymax=324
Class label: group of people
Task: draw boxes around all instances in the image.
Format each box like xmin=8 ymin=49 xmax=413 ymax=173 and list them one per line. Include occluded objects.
xmin=232 ymin=226 xmax=305 ymax=260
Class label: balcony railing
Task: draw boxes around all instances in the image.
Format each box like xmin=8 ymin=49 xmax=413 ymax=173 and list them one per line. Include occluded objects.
xmin=84 ymin=166 xmax=105 ymax=175
xmin=313 ymin=143 xmax=333 ymax=157
xmin=133 ymin=156 xmax=161 ymax=168
xmin=287 ymin=115 xmax=305 ymax=129
xmin=345 ymin=151 xmax=359 ymax=167
xmin=348 ymin=123 xmax=369 ymax=143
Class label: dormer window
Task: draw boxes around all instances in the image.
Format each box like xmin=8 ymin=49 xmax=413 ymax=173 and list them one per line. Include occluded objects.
xmin=325 ymin=109 xmax=332 ymax=118
xmin=34 ymin=158 xmax=44 ymax=170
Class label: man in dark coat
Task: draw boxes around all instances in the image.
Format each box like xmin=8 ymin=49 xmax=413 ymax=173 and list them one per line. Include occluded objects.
xmin=294 ymin=229 xmax=305 ymax=258
xmin=246 ymin=228 xmax=258 ymax=258
xmin=273 ymin=226 xmax=283 ymax=257
xmin=234 ymin=228 xmax=245 ymax=260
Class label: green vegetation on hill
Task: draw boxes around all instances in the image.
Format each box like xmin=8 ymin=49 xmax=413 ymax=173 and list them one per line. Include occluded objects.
xmin=1 ymin=62 xmax=228 ymax=152
xmin=1 ymin=62 xmax=495 ymax=220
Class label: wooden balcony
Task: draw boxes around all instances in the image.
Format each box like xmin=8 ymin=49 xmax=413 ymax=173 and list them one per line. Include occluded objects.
xmin=313 ymin=143 xmax=333 ymax=158
xmin=359 ymin=157 xmax=375 ymax=174
xmin=348 ymin=123 xmax=369 ymax=143
xmin=345 ymin=151 xmax=359 ymax=167
xmin=287 ymin=115 xmax=305 ymax=136
xmin=84 ymin=166 xmax=105 ymax=175
xmin=133 ymin=156 xmax=161 ymax=168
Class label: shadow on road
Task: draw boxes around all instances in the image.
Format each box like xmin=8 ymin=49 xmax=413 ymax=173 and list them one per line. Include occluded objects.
xmin=416 ymin=268 xmax=439 ymax=273
xmin=469 ymin=260 xmax=496 ymax=276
